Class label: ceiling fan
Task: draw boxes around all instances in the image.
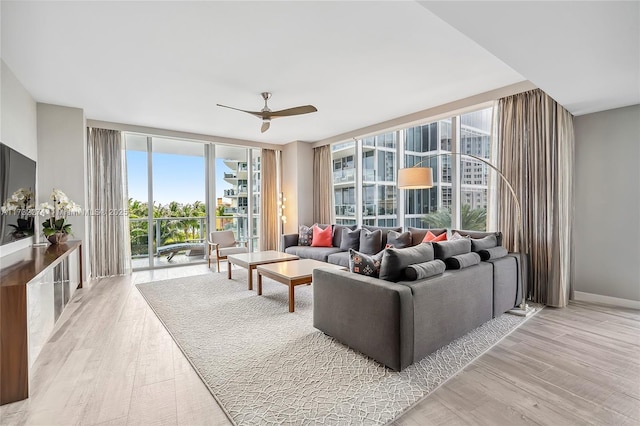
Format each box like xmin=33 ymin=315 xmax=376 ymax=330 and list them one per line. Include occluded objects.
xmin=217 ymin=92 xmax=317 ymax=133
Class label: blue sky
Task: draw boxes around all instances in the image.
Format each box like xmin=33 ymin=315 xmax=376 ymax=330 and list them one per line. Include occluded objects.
xmin=127 ymin=152 xmax=232 ymax=205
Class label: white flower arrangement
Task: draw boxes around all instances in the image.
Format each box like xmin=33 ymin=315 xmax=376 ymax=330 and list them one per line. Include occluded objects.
xmin=1 ymin=187 xmax=35 ymax=214
xmin=39 ymin=189 xmax=82 ymax=238
xmin=1 ymin=188 xmax=36 ymax=238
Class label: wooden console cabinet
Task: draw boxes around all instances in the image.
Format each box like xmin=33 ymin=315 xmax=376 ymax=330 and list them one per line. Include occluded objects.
xmin=0 ymin=241 xmax=82 ymax=405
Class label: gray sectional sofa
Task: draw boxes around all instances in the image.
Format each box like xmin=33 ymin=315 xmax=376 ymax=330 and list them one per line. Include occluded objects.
xmin=284 ymin=224 xmax=523 ymax=371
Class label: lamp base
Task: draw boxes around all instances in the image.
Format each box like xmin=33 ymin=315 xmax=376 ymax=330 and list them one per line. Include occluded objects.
xmin=507 ymin=304 xmax=535 ymax=317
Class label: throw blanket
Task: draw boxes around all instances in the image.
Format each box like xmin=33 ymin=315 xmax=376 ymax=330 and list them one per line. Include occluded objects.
xmin=404 ymin=259 xmax=446 ymax=281
xmin=445 ymin=252 xmax=481 ymax=270
xmin=478 ymin=246 xmax=508 ymax=261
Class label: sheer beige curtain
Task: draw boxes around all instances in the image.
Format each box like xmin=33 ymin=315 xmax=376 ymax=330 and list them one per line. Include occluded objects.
xmin=313 ymin=145 xmax=335 ymax=224
xmin=260 ymin=149 xmax=279 ymax=250
xmin=87 ymin=128 xmax=131 ymax=277
xmin=496 ymin=89 xmax=574 ymax=307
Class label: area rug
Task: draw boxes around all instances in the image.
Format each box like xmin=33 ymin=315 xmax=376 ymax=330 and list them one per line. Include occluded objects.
xmin=136 ymin=270 xmax=540 ymax=425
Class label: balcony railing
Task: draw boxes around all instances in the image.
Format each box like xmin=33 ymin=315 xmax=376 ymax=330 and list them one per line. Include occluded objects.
xmin=335 ymin=204 xmax=356 ymax=216
xmin=333 ymin=168 xmax=356 ymax=183
xmin=129 ymin=215 xmax=259 ymax=267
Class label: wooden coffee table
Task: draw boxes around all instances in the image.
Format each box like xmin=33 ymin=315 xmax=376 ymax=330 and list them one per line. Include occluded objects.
xmin=256 ymin=259 xmax=345 ymax=312
xmin=227 ymin=251 xmax=299 ymax=290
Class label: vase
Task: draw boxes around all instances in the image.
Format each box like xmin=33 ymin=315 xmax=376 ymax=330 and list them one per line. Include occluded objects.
xmin=47 ymin=232 xmax=69 ymax=245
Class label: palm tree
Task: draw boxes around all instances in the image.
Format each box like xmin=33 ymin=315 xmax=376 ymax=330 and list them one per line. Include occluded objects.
xmin=421 ymin=204 xmax=487 ymax=231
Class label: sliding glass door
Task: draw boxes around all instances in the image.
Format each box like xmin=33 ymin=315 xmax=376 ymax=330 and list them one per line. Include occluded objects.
xmin=126 ymin=134 xmax=264 ymax=270
xmin=126 ymin=134 xmax=207 ymax=270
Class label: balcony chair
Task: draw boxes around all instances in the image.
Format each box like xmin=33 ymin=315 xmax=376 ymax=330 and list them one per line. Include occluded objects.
xmin=208 ymin=230 xmax=248 ymax=271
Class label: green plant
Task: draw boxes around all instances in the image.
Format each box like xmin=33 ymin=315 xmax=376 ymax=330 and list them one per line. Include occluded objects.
xmin=421 ymin=204 xmax=487 ymax=231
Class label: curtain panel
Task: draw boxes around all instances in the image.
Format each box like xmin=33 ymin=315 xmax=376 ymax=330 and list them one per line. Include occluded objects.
xmin=496 ymin=89 xmax=574 ymax=307
xmin=260 ymin=149 xmax=279 ymax=251
xmin=87 ymin=128 xmax=131 ymax=277
xmin=313 ymin=145 xmax=335 ymax=224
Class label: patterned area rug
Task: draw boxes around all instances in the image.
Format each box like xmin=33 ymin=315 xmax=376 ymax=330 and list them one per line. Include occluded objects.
xmin=136 ymin=270 xmax=539 ymax=425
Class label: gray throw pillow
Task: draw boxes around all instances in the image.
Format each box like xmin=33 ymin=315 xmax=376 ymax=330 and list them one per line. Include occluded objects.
xmin=348 ymin=248 xmax=384 ymax=278
xmin=363 ymin=225 xmax=402 ymax=249
xmin=404 ymin=259 xmax=446 ymax=281
xmin=379 ymin=243 xmax=435 ymax=282
xmin=340 ymin=228 xmax=361 ymax=251
xmin=386 ymin=230 xmax=411 ymax=249
xmin=471 ymin=234 xmax=498 ymax=252
xmin=445 ymin=252 xmax=481 ymax=269
xmin=359 ymin=228 xmax=382 ymax=255
xmin=452 ymin=229 xmax=503 ymax=246
xmin=332 ymin=224 xmax=356 ymax=248
xmin=433 ymin=239 xmax=471 ymax=260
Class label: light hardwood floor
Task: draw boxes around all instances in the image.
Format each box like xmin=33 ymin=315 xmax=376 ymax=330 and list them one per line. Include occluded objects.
xmin=1 ymin=264 xmax=638 ymax=425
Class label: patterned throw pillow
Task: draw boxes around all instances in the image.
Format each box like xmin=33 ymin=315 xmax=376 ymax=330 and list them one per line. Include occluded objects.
xmin=349 ymin=248 xmax=384 ymax=278
xmin=298 ymin=225 xmax=314 ymax=246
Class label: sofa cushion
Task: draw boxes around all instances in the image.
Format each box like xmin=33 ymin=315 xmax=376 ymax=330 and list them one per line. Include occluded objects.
xmin=452 ymin=229 xmax=503 ymax=246
xmin=360 ymin=228 xmax=382 ymax=255
xmin=311 ymin=224 xmax=333 ymax=247
xmin=285 ymin=245 xmax=342 ymax=262
xmin=470 ymin=234 xmax=498 ymax=252
xmin=363 ymin=225 xmax=402 ymax=249
xmin=422 ymin=230 xmax=448 ymax=243
xmin=379 ymin=243 xmax=434 ymax=283
xmin=339 ymin=228 xmax=361 ymax=251
xmin=445 ymin=252 xmax=481 ymax=269
xmin=327 ymin=251 xmax=350 ymax=267
xmin=404 ymin=259 xmax=446 ymax=281
xmin=408 ymin=227 xmax=447 ymax=246
xmin=332 ymin=224 xmax=357 ymax=248
xmin=386 ymin=230 xmax=411 ymax=249
xmin=433 ymin=239 xmax=471 ymax=260
xmin=349 ymin=248 xmax=384 ymax=278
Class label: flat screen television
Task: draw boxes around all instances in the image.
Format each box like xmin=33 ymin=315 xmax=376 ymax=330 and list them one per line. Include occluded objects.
xmin=0 ymin=142 xmax=37 ymax=246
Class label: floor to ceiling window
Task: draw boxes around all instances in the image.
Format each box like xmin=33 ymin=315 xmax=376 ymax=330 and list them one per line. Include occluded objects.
xmin=214 ymin=145 xmax=261 ymax=252
xmin=125 ymin=135 xmax=264 ymax=270
xmin=126 ymin=135 xmax=206 ymax=270
xmin=331 ymin=105 xmax=493 ymax=231
xmin=362 ymin=132 xmax=397 ymax=227
xmin=332 ymin=141 xmax=357 ymax=225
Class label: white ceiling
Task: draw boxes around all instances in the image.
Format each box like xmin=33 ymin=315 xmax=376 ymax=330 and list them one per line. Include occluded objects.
xmin=2 ymin=1 xmax=638 ymax=145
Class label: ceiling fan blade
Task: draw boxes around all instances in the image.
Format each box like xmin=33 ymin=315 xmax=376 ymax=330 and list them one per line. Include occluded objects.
xmin=270 ymin=105 xmax=317 ymax=118
xmin=261 ymin=121 xmax=271 ymax=133
xmin=216 ymin=104 xmax=263 ymax=119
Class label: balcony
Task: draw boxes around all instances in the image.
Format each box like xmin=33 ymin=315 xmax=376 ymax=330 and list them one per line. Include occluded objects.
xmin=129 ymin=216 xmax=257 ymax=269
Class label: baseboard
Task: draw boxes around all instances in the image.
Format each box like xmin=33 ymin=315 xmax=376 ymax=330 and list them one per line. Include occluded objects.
xmin=572 ymin=291 xmax=640 ymax=310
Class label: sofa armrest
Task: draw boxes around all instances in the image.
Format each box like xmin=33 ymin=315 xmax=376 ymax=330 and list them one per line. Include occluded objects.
xmin=312 ymin=268 xmax=414 ymax=371
xmin=282 ymin=233 xmax=299 ymax=250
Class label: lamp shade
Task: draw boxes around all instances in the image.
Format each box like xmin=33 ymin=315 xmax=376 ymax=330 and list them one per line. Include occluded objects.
xmin=397 ymin=167 xmax=434 ymax=189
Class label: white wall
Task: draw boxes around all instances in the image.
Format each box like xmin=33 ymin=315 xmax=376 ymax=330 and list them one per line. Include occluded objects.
xmin=573 ymin=105 xmax=640 ymax=305
xmin=0 ymin=59 xmax=38 ymax=256
xmin=282 ymin=141 xmax=313 ymax=234
xmin=37 ymin=103 xmax=88 ymax=279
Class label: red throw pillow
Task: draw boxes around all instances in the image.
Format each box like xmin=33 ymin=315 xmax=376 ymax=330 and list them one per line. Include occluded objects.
xmin=311 ymin=224 xmax=333 ymax=247
xmin=422 ymin=230 xmax=447 ymax=243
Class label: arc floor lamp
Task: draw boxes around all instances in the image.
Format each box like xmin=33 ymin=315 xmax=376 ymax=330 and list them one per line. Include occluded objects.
xmin=397 ymin=152 xmax=533 ymax=316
